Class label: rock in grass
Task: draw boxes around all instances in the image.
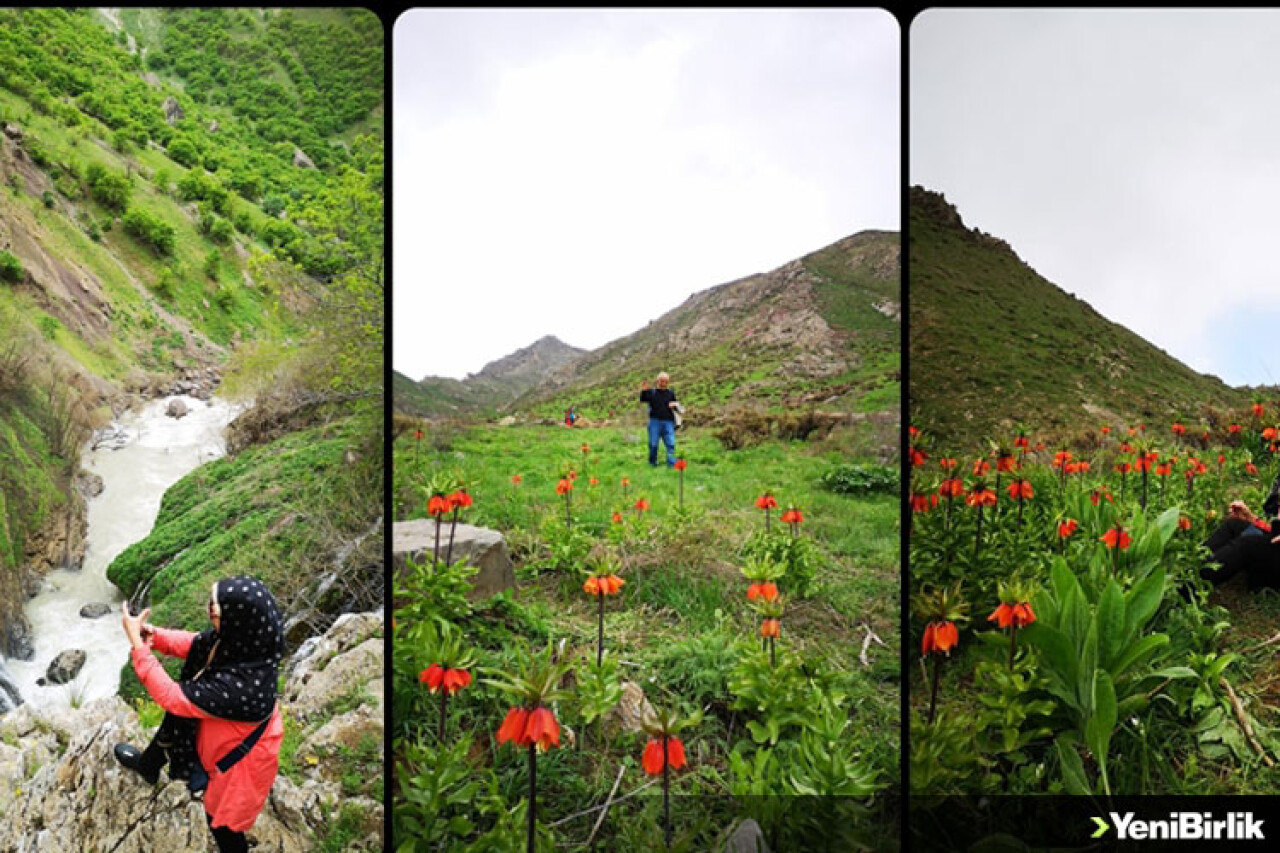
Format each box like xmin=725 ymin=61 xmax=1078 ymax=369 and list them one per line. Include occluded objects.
xmin=603 ymin=681 xmax=655 ymax=736
xmin=724 ymin=819 xmax=770 ymax=853
xmin=391 ymin=521 xmax=515 ymax=599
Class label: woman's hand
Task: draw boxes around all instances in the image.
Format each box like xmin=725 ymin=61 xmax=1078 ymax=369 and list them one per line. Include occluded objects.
xmin=641 ymin=380 xmax=650 ymax=391
xmin=121 ymin=605 xmax=152 ymax=650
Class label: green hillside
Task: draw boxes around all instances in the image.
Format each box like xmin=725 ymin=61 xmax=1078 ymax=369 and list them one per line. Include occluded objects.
xmin=0 ymin=8 xmax=382 ymax=656
xmin=909 ymin=186 xmax=1246 ymax=447
xmin=515 ymin=231 xmax=901 ymax=421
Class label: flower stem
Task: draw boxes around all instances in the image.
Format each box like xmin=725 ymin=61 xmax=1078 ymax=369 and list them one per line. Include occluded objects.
xmin=662 ymin=737 xmax=672 ymax=849
xmin=678 ymin=470 xmax=683 ymax=511
xmin=565 ymin=491 xmax=572 ymax=528
xmin=597 ymin=590 xmax=605 ymax=668
xmin=438 ymin=690 xmax=448 ymax=741
xmin=433 ymin=516 xmax=441 ymax=568
xmin=528 ymin=743 xmax=537 ymax=853
xmin=973 ymin=505 xmax=984 ymax=557
xmin=769 ymin=635 xmax=776 ymax=668
xmin=1008 ymin=624 xmax=1017 ymax=671
xmin=928 ymin=655 xmax=941 ymax=725
xmin=445 ymin=508 xmax=460 ymax=567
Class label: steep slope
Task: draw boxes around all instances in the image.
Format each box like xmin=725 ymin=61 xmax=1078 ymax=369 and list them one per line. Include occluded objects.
xmin=909 ymin=186 xmax=1247 ymax=446
xmin=514 ymin=231 xmax=900 ymax=419
xmin=397 ymin=335 xmax=585 ymax=417
xmin=0 ymin=8 xmax=382 ymax=682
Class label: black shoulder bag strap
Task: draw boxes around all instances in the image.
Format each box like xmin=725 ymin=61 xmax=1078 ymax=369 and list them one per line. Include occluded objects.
xmin=215 ymin=707 xmax=275 ymax=774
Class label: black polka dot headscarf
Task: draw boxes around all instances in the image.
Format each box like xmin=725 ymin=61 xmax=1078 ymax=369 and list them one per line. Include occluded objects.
xmin=180 ymin=575 xmax=285 ymax=722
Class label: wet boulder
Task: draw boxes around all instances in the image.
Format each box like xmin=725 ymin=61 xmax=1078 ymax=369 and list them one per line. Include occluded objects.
xmin=44 ymin=650 xmax=86 ymax=686
xmin=79 ymin=603 xmax=112 ymax=619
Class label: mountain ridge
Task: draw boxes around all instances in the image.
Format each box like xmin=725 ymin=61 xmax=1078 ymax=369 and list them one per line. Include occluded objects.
xmin=396 ymin=230 xmax=900 ymax=421
xmin=908 ymin=184 xmax=1247 ymax=447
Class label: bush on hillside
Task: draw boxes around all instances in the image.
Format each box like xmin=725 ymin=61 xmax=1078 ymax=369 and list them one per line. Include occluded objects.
xmin=122 ymin=207 xmax=176 ymax=255
xmin=0 ymin=251 xmax=23 ymax=283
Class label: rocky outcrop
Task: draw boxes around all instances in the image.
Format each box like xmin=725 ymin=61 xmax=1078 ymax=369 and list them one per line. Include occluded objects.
xmin=164 ymin=398 xmax=188 ymax=419
xmin=0 ymin=610 xmax=385 ymax=851
xmin=78 ymin=603 xmax=111 ymax=619
xmin=41 ymin=649 xmax=85 ymax=686
xmin=392 ymin=520 xmax=515 ymax=599
xmin=162 ymin=96 xmax=184 ymax=125
xmin=603 ymin=681 xmax=655 ymax=736
xmin=292 ymin=147 xmax=316 ymax=169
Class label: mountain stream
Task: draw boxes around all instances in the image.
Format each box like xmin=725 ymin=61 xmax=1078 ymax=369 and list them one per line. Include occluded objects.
xmin=1 ymin=396 xmax=236 ymax=714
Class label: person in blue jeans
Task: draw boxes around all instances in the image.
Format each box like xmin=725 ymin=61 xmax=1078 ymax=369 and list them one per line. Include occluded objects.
xmin=640 ymin=372 xmax=678 ymax=467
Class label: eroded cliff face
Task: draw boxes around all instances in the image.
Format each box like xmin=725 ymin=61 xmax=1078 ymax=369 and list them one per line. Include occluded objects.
xmin=0 ymin=610 xmax=384 ymax=852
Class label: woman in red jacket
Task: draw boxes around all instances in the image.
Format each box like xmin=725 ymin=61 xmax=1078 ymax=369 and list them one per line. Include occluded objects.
xmin=116 ymin=576 xmax=285 ymax=853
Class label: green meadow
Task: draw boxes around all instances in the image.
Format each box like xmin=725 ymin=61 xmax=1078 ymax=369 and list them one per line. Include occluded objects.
xmin=393 ymin=419 xmax=900 ymax=851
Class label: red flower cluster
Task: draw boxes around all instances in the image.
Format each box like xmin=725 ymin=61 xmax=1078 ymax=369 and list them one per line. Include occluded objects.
xmin=938 ymin=478 xmax=964 ymax=499
xmin=583 ymin=574 xmax=625 ymax=596
xmin=912 ymin=493 xmax=939 ymax=513
xmin=556 ymin=478 xmax=574 ymax=495
xmin=420 ymin=665 xmax=471 ymax=695
xmin=755 ymin=493 xmax=778 ymax=511
xmin=675 ymin=458 xmax=688 ymax=471
xmin=1101 ymin=527 xmax=1133 ymax=550
xmin=642 ymin=736 xmax=687 ymax=775
xmin=1007 ymin=479 xmax=1033 ymax=501
xmin=747 ymin=582 xmax=779 ymax=602
xmin=921 ymin=620 xmax=958 ymax=655
xmin=780 ymin=507 xmax=804 ymax=525
xmin=448 ymin=490 xmax=472 ymax=510
xmin=497 ymin=706 xmax=561 ymax=752
xmin=989 ymin=602 xmax=1036 ymax=629
xmin=634 ymin=498 xmax=650 ymax=512
xmin=1058 ymin=518 xmax=1078 ymax=539
xmin=428 ymin=494 xmax=450 ymax=517
xmin=966 ymin=486 xmax=997 ymax=507
xmin=760 ymin=618 xmax=781 ymax=639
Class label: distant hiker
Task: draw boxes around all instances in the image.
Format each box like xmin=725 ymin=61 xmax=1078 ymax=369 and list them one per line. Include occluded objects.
xmin=640 ymin=372 xmax=678 ymax=467
xmin=564 ymin=407 xmax=576 ymax=428
xmin=116 ymin=576 xmax=285 ymax=853
xmin=1200 ymin=495 xmax=1280 ymax=590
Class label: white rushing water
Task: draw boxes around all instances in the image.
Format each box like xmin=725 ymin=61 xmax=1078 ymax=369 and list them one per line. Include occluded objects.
xmin=5 ymin=396 xmax=236 ymax=714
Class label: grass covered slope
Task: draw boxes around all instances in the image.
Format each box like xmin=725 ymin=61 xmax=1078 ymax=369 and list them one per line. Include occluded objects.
xmin=909 ymin=186 xmax=1245 ymax=447
xmin=109 ymin=412 xmax=381 ymax=699
xmin=393 ymin=422 xmax=899 ymax=848
xmin=0 ymin=6 xmax=383 ymax=629
xmin=512 ymin=231 xmax=900 ymax=421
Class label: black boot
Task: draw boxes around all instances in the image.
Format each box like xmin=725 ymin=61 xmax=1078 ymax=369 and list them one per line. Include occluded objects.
xmin=114 ymin=742 xmax=163 ymax=784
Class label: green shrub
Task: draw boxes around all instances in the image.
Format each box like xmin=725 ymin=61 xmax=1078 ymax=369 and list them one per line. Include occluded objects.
xmin=86 ymin=164 xmax=131 ymax=211
xmin=123 ymin=207 xmax=176 ymax=255
xmin=0 ymin=250 xmax=23 ymax=283
xmin=821 ymin=463 xmax=898 ymax=496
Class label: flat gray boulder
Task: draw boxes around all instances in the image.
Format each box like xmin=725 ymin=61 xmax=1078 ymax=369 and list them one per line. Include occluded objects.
xmin=724 ymin=819 xmax=770 ymax=853
xmin=43 ymin=650 xmax=86 ymax=686
xmin=79 ymin=603 xmax=112 ymax=619
xmin=392 ymin=520 xmax=514 ymax=599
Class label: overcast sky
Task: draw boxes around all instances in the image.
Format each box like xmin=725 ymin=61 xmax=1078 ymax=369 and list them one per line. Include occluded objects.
xmin=912 ymin=9 xmax=1280 ymax=389
xmin=394 ymin=9 xmax=898 ymax=381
